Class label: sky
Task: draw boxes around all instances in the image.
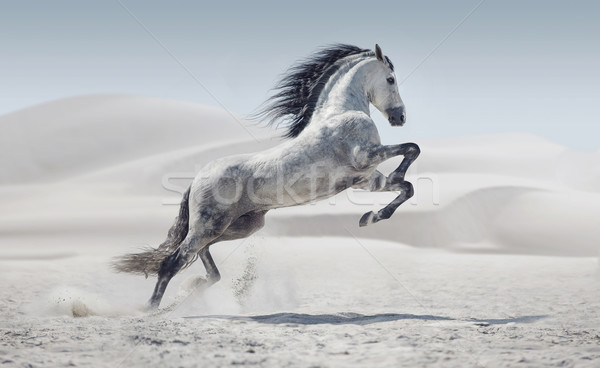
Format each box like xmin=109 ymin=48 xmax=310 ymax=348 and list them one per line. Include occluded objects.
xmin=1 ymin=0 xmax=599 ymax=150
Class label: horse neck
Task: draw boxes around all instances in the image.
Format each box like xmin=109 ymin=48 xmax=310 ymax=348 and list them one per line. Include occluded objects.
xmin=313 ymin=56 xmax=377 ymax=120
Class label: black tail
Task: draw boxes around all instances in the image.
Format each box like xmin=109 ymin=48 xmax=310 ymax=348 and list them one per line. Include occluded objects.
xmin=112 ymin=187 xmax=191 ymax=278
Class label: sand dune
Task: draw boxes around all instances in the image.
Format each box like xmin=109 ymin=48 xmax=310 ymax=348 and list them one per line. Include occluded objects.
xmin=0 ymin=95 xmax=598 ymax=256
xmin=0 ymin=94 xmax=270 ymax=184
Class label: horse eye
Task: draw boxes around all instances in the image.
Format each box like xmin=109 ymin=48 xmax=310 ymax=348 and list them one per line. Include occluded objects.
xmin=387 ymin=77 xmax=395 ymax=85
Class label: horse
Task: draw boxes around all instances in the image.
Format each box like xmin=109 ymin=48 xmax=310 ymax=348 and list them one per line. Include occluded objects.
xmin=113 ymin=44 xmax=420 ymax=309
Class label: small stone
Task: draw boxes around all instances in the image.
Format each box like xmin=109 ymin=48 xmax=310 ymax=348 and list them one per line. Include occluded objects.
xmin=71 ymin=301 xmax=91 ymax=318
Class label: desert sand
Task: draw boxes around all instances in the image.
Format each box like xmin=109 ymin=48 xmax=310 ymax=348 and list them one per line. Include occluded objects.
xmin=1 ymin=95 xmax=599 ymax=367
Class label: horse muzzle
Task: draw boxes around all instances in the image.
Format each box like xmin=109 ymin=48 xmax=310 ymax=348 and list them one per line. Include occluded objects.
xmin=386 ymin=106 xmax=406 ymax=126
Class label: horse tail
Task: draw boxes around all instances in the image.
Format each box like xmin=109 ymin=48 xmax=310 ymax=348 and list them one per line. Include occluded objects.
xmin=112 ymin=187 xmax=191 ymax=278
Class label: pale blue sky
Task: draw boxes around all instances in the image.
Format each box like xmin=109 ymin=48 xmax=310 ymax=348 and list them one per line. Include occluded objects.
xmin=1 ymin=0 xmax=598 ymax=150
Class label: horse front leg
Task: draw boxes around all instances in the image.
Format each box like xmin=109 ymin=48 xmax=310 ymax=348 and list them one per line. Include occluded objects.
xmin=367 ymin=142 xmax=420 ymax=181
xmin=359 ymin=180 xmax=414 ymax=226
xmin=356 ymin=142 xmax=420 ymax=227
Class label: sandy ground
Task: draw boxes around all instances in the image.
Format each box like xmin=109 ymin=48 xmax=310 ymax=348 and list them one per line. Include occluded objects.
xmin=1 ymin=95 xmax=600 ymax=367
xmin=1 ymin=237 xmax=600 ymax=367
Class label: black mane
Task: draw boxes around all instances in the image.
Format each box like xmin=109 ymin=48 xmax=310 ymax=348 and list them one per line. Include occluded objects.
xmin=256 ymin=44 xmax=377 ymax=138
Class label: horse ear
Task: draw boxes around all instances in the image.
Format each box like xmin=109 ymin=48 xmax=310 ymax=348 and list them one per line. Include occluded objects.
xmin=375 ymin=44 xmax=384 ymax=62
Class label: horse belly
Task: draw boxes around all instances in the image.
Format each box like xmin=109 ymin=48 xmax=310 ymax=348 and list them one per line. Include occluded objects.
xmin=250 ymin=165 xmax=357 ymax=209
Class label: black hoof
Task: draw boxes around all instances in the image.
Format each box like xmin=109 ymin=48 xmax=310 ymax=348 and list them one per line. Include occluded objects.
xmin=359 ymin=211 xmax=377 ymax=227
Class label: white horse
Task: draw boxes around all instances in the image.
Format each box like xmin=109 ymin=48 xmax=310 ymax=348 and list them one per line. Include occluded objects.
xmin=114 ymin=44 xmax=420 ymax=309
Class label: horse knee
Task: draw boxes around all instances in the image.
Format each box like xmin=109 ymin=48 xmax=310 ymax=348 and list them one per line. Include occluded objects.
xmin=401 ymin=181 xmax=414 ymax=198
xmin=404 ymin=143 xmax=420 ymax=158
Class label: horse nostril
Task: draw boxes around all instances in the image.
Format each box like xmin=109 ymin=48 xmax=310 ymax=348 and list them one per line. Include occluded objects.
xmin=400 ymin=114 xmax=405 ymax=123
xmin=389 ymin=115 xmax=395 ymax=122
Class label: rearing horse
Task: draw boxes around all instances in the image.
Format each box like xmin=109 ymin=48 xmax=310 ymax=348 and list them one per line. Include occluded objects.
xmin=114 ymin=44 xmax=420 ymax=309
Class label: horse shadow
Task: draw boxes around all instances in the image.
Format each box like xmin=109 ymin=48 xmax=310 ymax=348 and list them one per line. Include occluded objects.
xmin=184 ymin=312 xmax=547 ymax=326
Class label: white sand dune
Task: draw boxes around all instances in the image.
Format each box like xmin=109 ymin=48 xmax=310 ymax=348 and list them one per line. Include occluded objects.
xmin=1 ymin=95 xmax=599 ymax=367
xmin=1 ymin=96 xmax=597 ymax=255
xmin=0 ymin=94 xmax=271 ymax=184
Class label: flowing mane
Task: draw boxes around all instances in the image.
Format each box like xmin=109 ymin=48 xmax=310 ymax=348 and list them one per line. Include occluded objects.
xmin=256 ymin=44 xmax=394 ymax=139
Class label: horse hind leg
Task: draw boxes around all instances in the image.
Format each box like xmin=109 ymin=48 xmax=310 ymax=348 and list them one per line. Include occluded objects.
xmin=147 ymin=246 xmax=185 ymax=309
xmin=195 ymin=246 xmax=220 ymax=286
xmin=195 ymin=210 xmax=267 ymax=284
xmin=147 ymin=211 xmax=266 ymax=309
xmin=147 ymin=222 xmax=232 ymax=309
xmin=211 ymin=211 xmax=267 ymax=244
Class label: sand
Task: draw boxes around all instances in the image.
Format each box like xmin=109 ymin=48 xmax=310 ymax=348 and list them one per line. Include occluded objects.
xmin=1 ymin=95 xmax=599 ymax=367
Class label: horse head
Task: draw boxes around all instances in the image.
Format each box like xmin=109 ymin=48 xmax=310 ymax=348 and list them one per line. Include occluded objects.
xmin=368 ymin=44 xmax=406 ymax=126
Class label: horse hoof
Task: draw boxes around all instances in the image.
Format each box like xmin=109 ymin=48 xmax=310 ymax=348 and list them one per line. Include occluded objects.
xmin=359 ymin=211 xmax=376 ymax=227
xmin=143 ymin=300 xmax=159 ymax=312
